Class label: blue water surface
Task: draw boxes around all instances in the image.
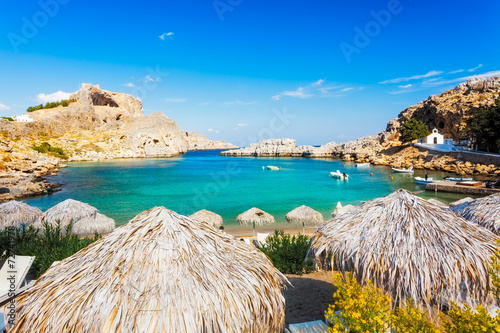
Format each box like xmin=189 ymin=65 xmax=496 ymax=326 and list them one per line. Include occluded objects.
xmin=22 ymin=150 xmax=470 ymax=226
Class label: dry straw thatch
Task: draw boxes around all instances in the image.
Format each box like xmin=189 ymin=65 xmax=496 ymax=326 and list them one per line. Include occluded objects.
xmin=285 ymin=205 xmax=324 ymax=226
xmin=189 ymin=209 xmax=223 ymax=227
xmin=461 ymin=193 xmax=500 ymax=235
xmin=36 ymin=199 xmax=115 ymax=237
xmin=449 ymin=197 xmax=474 ymax=215
xmin=0 ymin=201 xmax=42 ymax=228
xmin=237 ymin=207 xmax=275 ymax=226
xmin=10 ymin=207 xmax=287 ymax=333
xmin=309 ymin=189 xmax=498 ymax=315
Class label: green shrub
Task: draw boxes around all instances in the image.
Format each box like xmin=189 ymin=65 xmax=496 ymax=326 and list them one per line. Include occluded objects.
xmin=440 ymin=303 xmax=500 ymax=333
xmin=1 ymin=117 xmax=14 ymax=121
xmin=392 ymin=299 xmax=438 ymax=333
xmin=32 ymin=142 xmax=68 ymax=159
xmin=0 ymin=223 xmax=99 ymax=278
xmin=27 ymin=99 xmax=73 ymax=112
xmin=398 ymin=118 xmax=430 ymax=144
xmin=260 ymin=230 xmax=314 ymax=275
xmin=326 ymin=272 xmax=392 ymax=333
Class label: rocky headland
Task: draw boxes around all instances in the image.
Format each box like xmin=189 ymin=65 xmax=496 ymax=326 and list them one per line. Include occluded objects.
xmin=0 ymin=83 xmax=236 ymax=201
xmin=221 ymin=77 xmax=500 ymax=176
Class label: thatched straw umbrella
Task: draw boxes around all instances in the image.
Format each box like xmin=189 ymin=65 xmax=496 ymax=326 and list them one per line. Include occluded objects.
xmin=449 ymin=197 xmax=474 ymax=215
xmin=427 ymin=198 xmax=448 ymax=208
xmin=461 ymin=193 xmax=500 ymax=235
xmin=237 ymin=207 xmax=275 ymax=236
xmin=309 ymin=189 xmax=498 ymax=315
xmin=189 ymin=209 xmax=223 ymax=227
xmin=37 ymin=199 xmax=115 ymax=237
xmin=10 ymin=207 xmax=287 ymax=333
xmin=0 ymin=201 xmax=42 ymax=228
xmin=286 ymin=205 xmax=324 ymax=232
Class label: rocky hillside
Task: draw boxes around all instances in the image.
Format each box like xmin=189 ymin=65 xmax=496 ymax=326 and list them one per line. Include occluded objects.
xmin=0 ymin=84 xmax=236 ymax=161
xmin=386 ymin=77 xmax=500 ymax=139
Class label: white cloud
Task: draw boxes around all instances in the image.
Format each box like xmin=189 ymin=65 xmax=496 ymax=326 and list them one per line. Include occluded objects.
xmin=159 ymin=32 xmax=174 ymax=40
xmin=216 ymin=130 xmax=219 ymax=134
xmin=166 ymin=98 xmax=186 ymax=103
xmin=220 ymin=100 xmax=258 ymax=107
xmin=208 ymin=128 xmax=213 ymax=132
xmin=468 ymin=64 xmax=483 ymax=72
xmin=448 ymin=69 xmax=464 ymax=74
xmin=311 ymin=79 xmax=324 ymax=87
xmin=398 ymin=84 xmax=413 ymax=88
xmin=123 ymin=83 xmax=135 ymax=88
xmin=36 ymin=91 xmax=71 ymax=104
xmin=340 ymin=87 xmax=354 ymax=92
xmin=237 ymin=123 xmax=247 ymax=127
xmin=272 ymin=95 xmax=281 ymax=100
xmin=281 ymin=87 xmax=313 ymax=99
xmin=379 ymin=70 xmax=443 ymax=84
xmin=421 ymin=70 xmax=500 ymax=87
xmin=0 ymin=103 xmax=11 ymax=111
xmin=388 ymin=89 xmax=413 ymax=95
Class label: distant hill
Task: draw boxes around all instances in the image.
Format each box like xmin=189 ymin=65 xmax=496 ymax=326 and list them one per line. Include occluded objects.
xmin=0 ymin=84 xmax=236 ymax=161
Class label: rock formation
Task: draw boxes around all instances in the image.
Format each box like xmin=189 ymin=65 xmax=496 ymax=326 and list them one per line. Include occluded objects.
xmin=182 ymin=131 xmax=237 ymax=151
xmin=0 ymin=83 xmax=235 ymax=161
xmin=0 ymin=138 xmax=64 ymax=203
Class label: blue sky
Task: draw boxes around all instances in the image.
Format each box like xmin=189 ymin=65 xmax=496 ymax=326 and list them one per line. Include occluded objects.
xmin=1 ymin=0 xmax=499 ymax=145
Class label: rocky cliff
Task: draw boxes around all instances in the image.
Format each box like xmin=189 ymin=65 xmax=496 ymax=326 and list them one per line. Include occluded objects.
xmin=0 ymin=138 xmax=64 ymax=202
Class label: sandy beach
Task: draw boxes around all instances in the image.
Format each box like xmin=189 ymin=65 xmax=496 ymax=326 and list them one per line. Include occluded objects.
xmin=284 ymin=271 xmax=336 ymax=326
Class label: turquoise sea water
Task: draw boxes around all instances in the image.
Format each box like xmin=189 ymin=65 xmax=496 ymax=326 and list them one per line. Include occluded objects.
xmin=22 ymin=150 xmax=472 ymax=227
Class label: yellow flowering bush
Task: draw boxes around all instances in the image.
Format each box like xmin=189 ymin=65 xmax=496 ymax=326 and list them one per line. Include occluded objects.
xmin=488 ymin=240 xmax=500 ymax=300
xmin=325 ymin=273 xmax=391 ymax=333
xmin=440 ymin=303 xmax=500 ymax=333
xmin=392 ymin=299 xmax=438 ymax=333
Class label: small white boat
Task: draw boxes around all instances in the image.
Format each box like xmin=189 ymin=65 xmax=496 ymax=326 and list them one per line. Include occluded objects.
xmin=444 ymin=176 xmax=473 ymax=182
xmin=356 ymin=163 xmax=370 ymax=167
xmin=415 ymin=177 xmax=434 ymax=185
xmin=330 ymin=170 xmax=349 ymax=180
xmin=391 ymin=166 xmax=414 ymax=173
xmin=265 ymin=165 xmax=281 ymax=171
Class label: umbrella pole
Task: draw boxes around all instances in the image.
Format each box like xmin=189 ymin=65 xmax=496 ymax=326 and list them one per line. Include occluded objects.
xmin=302 ymin=221 xmax=305 ymax=234
xmin=253 ymin=221 xmax=256 ymax=238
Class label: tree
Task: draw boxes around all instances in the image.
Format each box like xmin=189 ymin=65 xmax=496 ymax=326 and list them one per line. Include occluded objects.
xmin=466 ymin=98 xmax=500 ymax=152
xmin=398 ymin=119 xmax=430 ymax=144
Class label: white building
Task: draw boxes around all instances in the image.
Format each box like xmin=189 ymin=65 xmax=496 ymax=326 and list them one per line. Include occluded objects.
xmin=418 ymin=128 xmax=444 ymax=144
xmin=416 ymin=128 xmax=457 ymax=152
xmin=14 ymin=114 xmax=33 ymax=122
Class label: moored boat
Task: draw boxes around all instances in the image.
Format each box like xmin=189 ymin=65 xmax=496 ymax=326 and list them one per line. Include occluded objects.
xmin=444 ymin=176 xmax=473 ymax=182
xmin=391 ymin=166 xmax=414 ymax=173
xmin=330 ymin=170 xmax=349 ymax=180
xmin=456 ymin=181 xmax=483 ymax=186
xmin=415 ymin=177 xmax=434 ymax=185
xmin=356 ymin=163 xmax=370 ymax=167
xmin=265 ymin=165 xmax=281 ymax=171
